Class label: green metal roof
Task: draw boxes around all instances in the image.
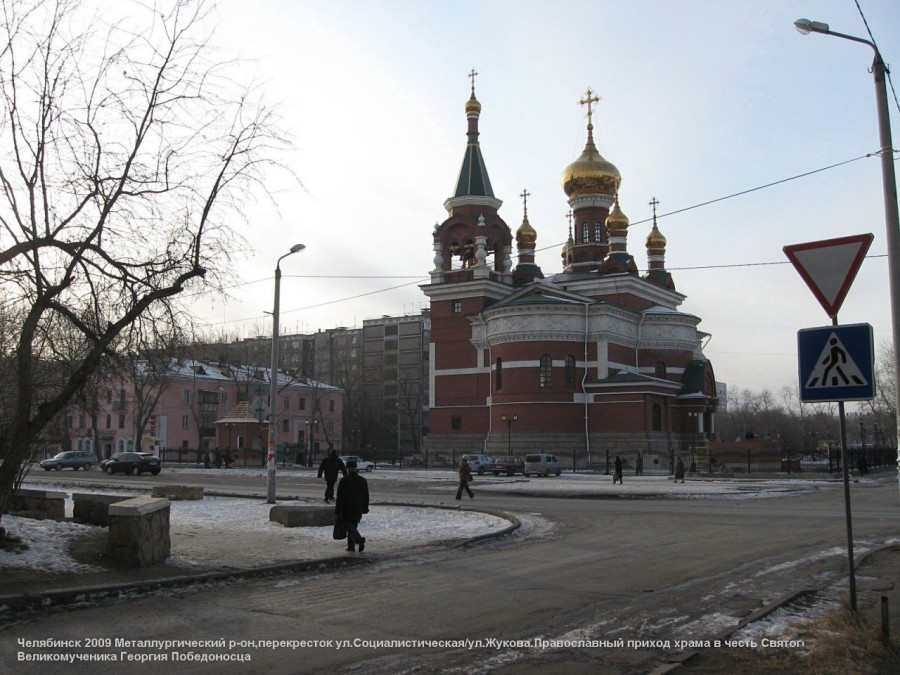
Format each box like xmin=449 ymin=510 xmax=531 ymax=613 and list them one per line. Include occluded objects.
xmin=453 ymin=143 xmax=494 ymax=198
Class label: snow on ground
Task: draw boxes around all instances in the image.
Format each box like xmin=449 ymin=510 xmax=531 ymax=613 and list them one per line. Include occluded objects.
xmin=1 ymin=466 xmax=836 ymax=576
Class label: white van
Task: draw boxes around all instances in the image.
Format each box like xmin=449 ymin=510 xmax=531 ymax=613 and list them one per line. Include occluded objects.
xmin=524 ymin=453 xmax=561 ymax=477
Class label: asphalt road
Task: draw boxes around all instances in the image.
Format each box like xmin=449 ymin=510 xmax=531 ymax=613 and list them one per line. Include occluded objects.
xmin=5 ymin=469 xmax=900 ymax=674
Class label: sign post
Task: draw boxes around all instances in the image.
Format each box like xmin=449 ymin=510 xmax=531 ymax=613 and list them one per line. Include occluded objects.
xmin=784 ymin=234 xmax=875 ymax=613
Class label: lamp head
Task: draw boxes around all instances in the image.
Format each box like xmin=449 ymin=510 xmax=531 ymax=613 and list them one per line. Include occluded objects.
xmin=289 ymin=243 xmax=306 ymax=254
xmin=794 ymin=18 xmax=829 ymax=36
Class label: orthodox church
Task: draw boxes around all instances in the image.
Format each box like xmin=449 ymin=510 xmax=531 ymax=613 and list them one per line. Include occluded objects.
xmin=420 ymin=76 xmax=718 ymax=471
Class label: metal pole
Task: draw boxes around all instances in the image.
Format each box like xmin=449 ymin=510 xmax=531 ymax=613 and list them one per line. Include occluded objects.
xmin=266 ymin=263 xmax=281 ymax=504
xmin=796 ymin=18 xmax=900 ymax=497
xmin=267 ymin=244 xmax=305 ymax=504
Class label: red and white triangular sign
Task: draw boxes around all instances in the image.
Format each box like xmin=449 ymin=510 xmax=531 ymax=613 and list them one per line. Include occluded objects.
xmin=783 ymin=233 xmax=874 ymax=318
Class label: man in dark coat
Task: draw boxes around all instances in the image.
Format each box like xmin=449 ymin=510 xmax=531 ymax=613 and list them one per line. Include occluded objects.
xmin=317 ymin=449 xmax=346 ymax=503
xmin=335 ymin=460 xmax=369 ymax=552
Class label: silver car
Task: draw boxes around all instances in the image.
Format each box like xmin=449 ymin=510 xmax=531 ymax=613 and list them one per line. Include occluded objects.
xmin=39 ymin=450 xmax=96 ymax=471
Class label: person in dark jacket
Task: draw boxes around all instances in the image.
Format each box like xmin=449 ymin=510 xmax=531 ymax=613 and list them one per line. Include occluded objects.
xmin=613 ymin=455 xmax=623 ymax=484
xmin=675 ymin=456 xmax=686 ymax=483
xmin=455 ymin=457 xmax=474 ymax=500
xmin=335 ymin=460 xmax=369 ymax=552
xmin=317 ymin=449 xmax=347 ymax=503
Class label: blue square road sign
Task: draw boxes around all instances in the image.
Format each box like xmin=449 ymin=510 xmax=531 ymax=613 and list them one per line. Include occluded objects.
xmin=798 ymin=323 xmax=875 ymax=402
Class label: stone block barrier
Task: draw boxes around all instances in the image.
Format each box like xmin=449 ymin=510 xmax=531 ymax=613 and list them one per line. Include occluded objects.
xmin=269 ymin=505 xmax=334 ymax=527
xmin=151 ymin=485 xmax=204 ymax=501
xmin=107 ymin=497 xmax=171 ymax=566
xmin=9 ymin=488 xmax=66 ymax=521
xmin=73 ymin=493 xmax=135 ymax=526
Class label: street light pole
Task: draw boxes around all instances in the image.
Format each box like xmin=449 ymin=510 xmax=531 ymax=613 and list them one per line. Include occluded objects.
xmin=267 ymin=243 xmax=305 ymax=504
xmin=794 ymin=18 xmax=900 ymax=489
xmin=501 ymin=414 xmax=518 ymax=454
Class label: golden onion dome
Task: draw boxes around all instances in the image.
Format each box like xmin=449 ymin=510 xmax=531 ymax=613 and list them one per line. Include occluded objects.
xmin=646 ymin=222 xmax=667 ymax=248
xmin=606 ymin=200 xmax=629 ymax=233
xmin=561 ymin=126 xmax=621 ymax=198
xmin=516 ymin=214 xmax=537 ymax=246
xmin=466 ymin=92 xmax=481 ymax=115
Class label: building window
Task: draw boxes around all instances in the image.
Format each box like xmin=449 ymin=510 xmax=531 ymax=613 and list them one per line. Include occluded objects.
xmin=283 ymin=397 xmax=290 ymax=410
xmin=565 ymin=355 xmax=576 ymax=388
xmin=118 ymin=414 xmax=125 ymax=429
xmin=595 ymin=222 xmax=603 ymax=242
xmin=282 ymin=419 xmax=290 ymax=433
xmin=655 ymin=361 xmax=667 ymax=378
xmin=329 ymin=400 xmax=335 ymax=412
xmin=451 ymin=416 xmax=463 ymax=430
xmin=452 ymin=300 xmax=462 ymax=314
xmin=539 ymin=354 xmax=553 ymax=388
xmin=182 ymin=415 xmax=189 ymax=429
xmin=119 ymin=389 xmax=126 ymax=407
xmin=106 ymin=389 xmax=112 ymax=404
xmin=106 ymin=414 xmax=111 ymax=429
xmin=652 ymin=403 xmax=663 ymax=432
xmin=299 ymin=397 xmax=306 ymax=410
xmin=581 ymin=223 xmax=588 ymax=243
xmin=183 ymin=389 xmax=191 ymax=404
xmin=495 ymin=357 xmax=503 ymax=390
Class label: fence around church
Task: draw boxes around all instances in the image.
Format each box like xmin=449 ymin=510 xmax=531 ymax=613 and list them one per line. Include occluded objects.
xmin=122 ymin=444 xmax=897 ymax=477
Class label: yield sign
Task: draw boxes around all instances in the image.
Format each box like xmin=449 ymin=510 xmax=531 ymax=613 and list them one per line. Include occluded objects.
xmin=783 ymin=233 xmax=874 ymax=317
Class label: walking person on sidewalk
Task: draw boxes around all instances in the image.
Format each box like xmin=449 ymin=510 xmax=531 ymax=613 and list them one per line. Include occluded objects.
xmin=613 ymin=455 xmax=623 ymax=484
xmin=335 ymin=460 xmax=369 ymax=552
xmin=675 ymin=456 xmax=686 ymax=483
xmin=456 ymin=457 xmax=474 ymax=500
xmin=317 ymin=448 xmax=346 ymax=504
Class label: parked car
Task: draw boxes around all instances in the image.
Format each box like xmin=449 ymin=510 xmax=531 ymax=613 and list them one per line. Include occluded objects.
xmin=524 ymin=453 xmax=561 ymax=477
xmin=338 ymin=455 xmax=376 ymax=472
xmin=101 ymin=452 xmax=161 ymax=476
xmin=39 ymin=450 xmax=96 ymax=471
xmin=462 ymin=453 xmax=494 ymax=475
xmin=490 ymin=455 xmax=525 ymax=476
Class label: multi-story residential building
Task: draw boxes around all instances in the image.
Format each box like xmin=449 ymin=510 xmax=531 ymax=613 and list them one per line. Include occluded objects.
xmin=66 ymin=359 xmax=343 ymax=464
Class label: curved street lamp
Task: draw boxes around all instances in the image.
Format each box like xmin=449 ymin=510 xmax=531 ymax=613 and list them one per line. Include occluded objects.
xmin=794 ymin=18 xmax=900 ymax=612
xmin=267 ymin=243 xmax=305 ymax=504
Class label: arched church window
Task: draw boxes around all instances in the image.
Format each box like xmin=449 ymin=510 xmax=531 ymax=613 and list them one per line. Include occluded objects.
xmin=565 ymin=355 xmax=576 ymax=388
xmin=581 ymin=223 xmax=589 ymax=243
xmin=652 ymin=403 xmax=663 ymax=431
xmin=496 ymin=358 xmax=503 ymax=390
xmin=539 ymin=354 xmax=552 ymax=388
xmin=595 ymin=222 xmax=603 ymax=243
xmin=655 ymin=361 xmax=667 ymax=378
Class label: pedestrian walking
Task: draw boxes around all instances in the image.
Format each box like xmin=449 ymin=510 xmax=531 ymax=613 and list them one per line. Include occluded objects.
xmin=675 ymin=456 xmax=685 ymax=483
xmin=317 ymin=449 xmax=347 ymax=503
xmin=335 ymin=460 xmax=369 ymax=552
xmin=456 ymin=457 xmax=474 ymax=500
xmin=635 ymin=451 xmax=643 ymax=476
xmin=613 ymin=455 xmax=623 ymax=484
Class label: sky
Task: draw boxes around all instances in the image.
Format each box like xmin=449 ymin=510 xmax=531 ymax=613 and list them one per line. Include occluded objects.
xmin=181 ymin=0 xmax=900 ymax=396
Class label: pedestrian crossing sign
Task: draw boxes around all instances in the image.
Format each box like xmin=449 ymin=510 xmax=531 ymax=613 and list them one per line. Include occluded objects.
xmin=798 ymin=323 xmax=875 ymax=402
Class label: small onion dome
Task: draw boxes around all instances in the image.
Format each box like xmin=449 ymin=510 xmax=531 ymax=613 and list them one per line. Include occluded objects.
xmin=516 ymin=214 xmax=537 ymax=246
xmin=561 ymin=225 xmax=574 ymax=258
xmin=561 ymin=129 xmax=621 ymax=198
xmin=466 ymin=92 xmax=481 ymax=115
xmin=606 ymin=200 xmax=629 ymax=234
xmin=646 ymin=222 xmax=667 ymax=248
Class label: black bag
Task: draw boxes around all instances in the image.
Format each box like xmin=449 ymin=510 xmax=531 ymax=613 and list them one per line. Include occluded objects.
xmin=333 ymin=516 xmax=347 ymax=540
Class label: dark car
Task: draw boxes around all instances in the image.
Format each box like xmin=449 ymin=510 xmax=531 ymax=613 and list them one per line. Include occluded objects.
xmin=102 ymin=452 xmax=161 ymax=476
xmin=490 ymin=456 xmax=525 ymax=476
xmin=39 ymin=450 xmax=96 ymax=471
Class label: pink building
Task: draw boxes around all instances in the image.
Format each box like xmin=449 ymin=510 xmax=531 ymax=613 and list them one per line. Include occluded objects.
xmin=67 ymin=359 xmax=344 ymax=464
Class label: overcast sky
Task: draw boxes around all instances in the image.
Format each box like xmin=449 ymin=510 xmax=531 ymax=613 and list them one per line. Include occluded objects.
xmin=186 ymin=0 xmax=900 ymax=397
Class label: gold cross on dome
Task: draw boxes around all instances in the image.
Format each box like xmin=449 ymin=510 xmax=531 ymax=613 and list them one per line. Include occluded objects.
xmin=649 ymin=196 xmax=660 ymax=220
xmin=520 ymin=188 xmax=530 ymax=214
xmin=468 ymin=68 xmax=478 ymax=95
xmin=579 ymin=88 xmax=601 ymax=126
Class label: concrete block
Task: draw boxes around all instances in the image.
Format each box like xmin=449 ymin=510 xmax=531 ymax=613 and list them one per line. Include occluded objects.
xmin=269 ymin=505 xmax=334 ymax=527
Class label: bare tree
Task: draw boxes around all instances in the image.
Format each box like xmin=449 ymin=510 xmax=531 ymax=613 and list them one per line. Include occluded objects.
xmin=0 ymin=0 xmax=289 ymax=528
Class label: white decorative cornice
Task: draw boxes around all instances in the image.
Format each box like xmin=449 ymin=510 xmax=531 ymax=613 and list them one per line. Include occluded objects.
xmin=443 ymin=195 xmax=503 ymax=213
